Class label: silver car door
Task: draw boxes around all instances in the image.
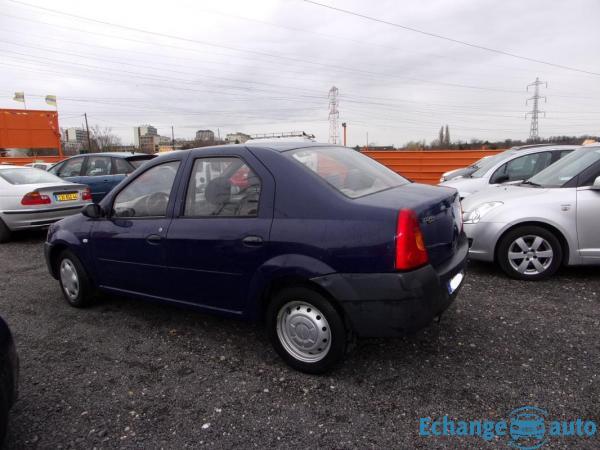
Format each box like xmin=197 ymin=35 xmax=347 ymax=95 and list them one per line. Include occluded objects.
xmin=576 ymin=187 xmax=600 ymax=259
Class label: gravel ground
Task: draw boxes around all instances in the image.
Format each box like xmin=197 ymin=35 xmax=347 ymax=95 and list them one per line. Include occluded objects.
xmin=0 ymin=230 xmax=598 ymax=449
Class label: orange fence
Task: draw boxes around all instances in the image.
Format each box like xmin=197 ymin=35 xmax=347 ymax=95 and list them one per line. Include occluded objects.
xmin=0 ymin=108 xmax=62 ymax=152
xmin=363 ymin=149 xmax=504 ymax=184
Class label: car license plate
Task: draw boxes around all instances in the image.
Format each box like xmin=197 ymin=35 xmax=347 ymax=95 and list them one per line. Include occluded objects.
xmin=447 ymin=271 xmax=464 ymax=295
xmin=55 ymin=192 xmax=79 ymax=202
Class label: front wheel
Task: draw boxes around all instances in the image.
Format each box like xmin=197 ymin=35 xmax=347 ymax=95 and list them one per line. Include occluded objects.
xmin=57 ymin=250 xmax=95 ymax=307
xmin=266 ymin=287 xmax=347 ymax=374
xmin=497 ymin=226 xmax=563 ymax=280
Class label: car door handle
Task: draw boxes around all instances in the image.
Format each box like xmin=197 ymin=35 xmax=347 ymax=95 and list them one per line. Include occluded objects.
xmin=146 ymin=234 xmax=163 ymax=244
xmin=242 ymin=235 xmax=264 ymax=246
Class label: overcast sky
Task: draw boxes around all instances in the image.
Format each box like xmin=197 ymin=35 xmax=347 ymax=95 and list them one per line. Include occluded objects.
xmin=1 ymin=0 xmax=600 ymax=146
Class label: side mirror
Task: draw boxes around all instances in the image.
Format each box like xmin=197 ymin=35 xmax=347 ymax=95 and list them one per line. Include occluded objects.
xmin=492 ymin=174 xmax=509 ymax=184
xmin=82 ymin=203 xmax=103 ymax=219
xmin=591 ymin=176 xmax=600 ymax=190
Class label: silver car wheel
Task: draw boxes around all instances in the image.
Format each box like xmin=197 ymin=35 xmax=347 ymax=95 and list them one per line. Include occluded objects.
xmin=60 ymin=258 xmax=79 ymax=300
xmin=276 ymin=301 xmax=332 ymax=363
xmin=507 ymin=235 xmax=554 ymax=275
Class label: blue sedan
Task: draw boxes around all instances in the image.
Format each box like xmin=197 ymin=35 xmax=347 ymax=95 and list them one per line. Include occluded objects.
xmin=49 ymin=152 xmax=155 ymax=202
xmin=44 ymin=142 xmax=467 ymax=373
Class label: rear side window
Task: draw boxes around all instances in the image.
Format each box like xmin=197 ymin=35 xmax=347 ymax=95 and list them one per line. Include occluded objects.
xmin=287 ymin=146 xmax=407 ymax=198
xmin=113 ymin=158 xmax=134 ymax=175
xmin=84 ymin=156 xmax=112 ymax=176
xmin=112 ymin=161 xmax=180 ymax=218
xmin=184 ymin=157 xmax=261 ymax=217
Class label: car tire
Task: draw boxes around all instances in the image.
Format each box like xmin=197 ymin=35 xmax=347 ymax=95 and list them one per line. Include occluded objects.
xmin=497 ymin=226 xmax=563 ymax=280
xmin=0 ymin=219 xmax=11 ymax=244
xmin=56 ymin=250 xmax=95 ymax=307
xmin=266 ymin=286 xmax=347 ymax=374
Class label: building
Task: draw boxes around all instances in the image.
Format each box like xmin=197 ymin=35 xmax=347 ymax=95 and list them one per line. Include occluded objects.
xmin=225 ymin=132 xmax=251 ymax=144
xmin=139 ymin=135 xmax=161 ymax=154
xmin=195 ymin=129 xmax=215 ymax=142
xmin=65 ymin=127 xmax=86 ymax=143
xmin=133 ymin=125 xmax=158 ymax=147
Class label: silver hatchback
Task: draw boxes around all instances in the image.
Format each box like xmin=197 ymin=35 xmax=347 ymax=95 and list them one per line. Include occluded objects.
xmin=462 ymin=145 xmax=600 ymax=279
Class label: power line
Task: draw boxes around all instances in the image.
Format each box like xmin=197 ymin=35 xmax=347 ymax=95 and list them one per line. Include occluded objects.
xmin=303 ymin=0 xmax=600 ymax=77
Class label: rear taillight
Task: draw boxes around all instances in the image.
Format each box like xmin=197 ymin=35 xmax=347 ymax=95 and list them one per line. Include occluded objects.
xmin=82 ymin=188 xmax=92 ymax=201
xmin=395 ymin=209 xmax=429 ymax=270
xmin=21 ymin=192 xmax=51 ymax=206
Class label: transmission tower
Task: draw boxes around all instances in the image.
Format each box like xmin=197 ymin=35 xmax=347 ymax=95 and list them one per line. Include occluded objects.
xmin=328 ymin=86 xmax=339 ymax=144
xmin=526 ymin=77 xmax=547 ymax=141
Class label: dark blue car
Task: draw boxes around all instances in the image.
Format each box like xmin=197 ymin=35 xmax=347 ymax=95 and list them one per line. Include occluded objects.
xmin=44 ymin=143 xmax=467 ymax=373
xmin=49 ymin=152 xmax=155 ymax=203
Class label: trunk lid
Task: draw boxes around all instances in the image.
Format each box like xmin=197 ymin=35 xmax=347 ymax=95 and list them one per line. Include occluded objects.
xmin=355 ymin=183 xmax=462 ymax=268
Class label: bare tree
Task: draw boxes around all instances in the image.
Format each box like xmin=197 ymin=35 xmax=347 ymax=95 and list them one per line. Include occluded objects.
xmin=444 ymin=124 xmax=450 ymax=146
xmin=89 ymin=125 xmax=121 ymax=152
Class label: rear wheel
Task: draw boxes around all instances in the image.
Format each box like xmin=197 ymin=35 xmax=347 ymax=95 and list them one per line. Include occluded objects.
xmin=497 ymin=226 xmax=562 ymax=280
xmin=266 ymin=287 xmax=347 ymax=374
xmin=57 ymin=250 xmax=95 ymax=307
xmin=0 ymin=219 xmax=11 ymax=244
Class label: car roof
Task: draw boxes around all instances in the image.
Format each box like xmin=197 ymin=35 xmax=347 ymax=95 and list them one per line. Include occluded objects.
xmin=64 ymin=152 xmax=152 ymax=159
xmin=505 ymin=144 xmax=580 ymax=156
xmin=181 ymin=141 xmax=332 ymax=155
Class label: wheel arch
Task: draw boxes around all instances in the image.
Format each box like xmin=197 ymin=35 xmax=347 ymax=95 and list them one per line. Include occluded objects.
xmin=494 ymin=221 xmax=570 ymax=266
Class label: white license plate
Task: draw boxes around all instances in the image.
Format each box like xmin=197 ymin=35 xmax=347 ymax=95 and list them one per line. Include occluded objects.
xmin=447 ymin=271 xmax=464 ymax=295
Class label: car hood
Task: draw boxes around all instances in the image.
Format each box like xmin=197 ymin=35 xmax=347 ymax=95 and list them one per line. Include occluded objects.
xmin=461 ymin=184 xmax=550 ymax=211
xmin=439 ymin=177 xmax=486 ymax=197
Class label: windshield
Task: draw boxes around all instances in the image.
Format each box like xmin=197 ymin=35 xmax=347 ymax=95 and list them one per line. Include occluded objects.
xmin=129 ymin=157 xmax=154 ymax=168
xmin=470 ymin=150 xmax=516 ymax=177
xmin=287 ymin=146 xmax=408 ymax=198
xmin=529 ymin=147 xmax=600 ymax=187
xmin=0 ymin=167 xmax=65 ymax=185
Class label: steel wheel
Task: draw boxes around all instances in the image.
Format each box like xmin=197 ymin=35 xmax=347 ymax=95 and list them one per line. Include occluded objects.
xmin=60 ymin=258 xmax=80 ymax=300
xmin=507 ymin=235 xmax=554 ymax=276
xmin=276 ymin=301 xmax=332 ymax=363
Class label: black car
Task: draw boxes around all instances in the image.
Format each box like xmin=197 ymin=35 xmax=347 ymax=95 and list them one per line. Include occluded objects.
xmin=0 ymin=316 xmax=18 ymax=443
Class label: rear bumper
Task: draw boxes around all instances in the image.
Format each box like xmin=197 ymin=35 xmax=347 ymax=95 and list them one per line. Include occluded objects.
xmin=311 ymin=235 xmax=468 ymax=337
xmin=1 ymin=204 xmax=86 ymax=230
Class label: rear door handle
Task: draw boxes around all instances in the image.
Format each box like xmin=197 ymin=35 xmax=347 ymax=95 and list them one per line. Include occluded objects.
xmin=242 ymin=235 xmax=264 ymax=246
xmin=146 ymin=234 xmax=163 ymax=244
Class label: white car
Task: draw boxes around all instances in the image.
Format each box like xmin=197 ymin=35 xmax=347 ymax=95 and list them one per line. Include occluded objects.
xmin=440 ymin=145 xmax=577 ymax=198
xmin=24 ymin=162 xmax=55 ymax=171
xmin=0 ymin=165 xmax=92 ymax=243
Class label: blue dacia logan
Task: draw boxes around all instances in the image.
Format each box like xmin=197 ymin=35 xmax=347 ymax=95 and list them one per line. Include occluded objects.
xmin=45 ymin=142 xmax=467 ymax=373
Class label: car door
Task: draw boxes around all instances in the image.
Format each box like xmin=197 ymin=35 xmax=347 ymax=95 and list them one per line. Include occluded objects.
xmin=77 ymin=155 xmax=119 ymax=202
xmin=165 ymin=150 xmax=275 ymax=313
xmin=576 ymin=163 xmax=600 ymax=260
xmin=90 ymin=160 xmax=183 ymax=297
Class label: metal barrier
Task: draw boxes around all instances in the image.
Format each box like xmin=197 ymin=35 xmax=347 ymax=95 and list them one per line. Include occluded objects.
xmin=363 ymin=149 xmax=504 ymax=184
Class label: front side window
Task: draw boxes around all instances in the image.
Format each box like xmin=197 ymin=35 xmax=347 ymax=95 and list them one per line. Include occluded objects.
xmin=184 ymin=157 xmax=261 ymax=217
xmin=113 ymin=161 xmax=180 ymax=218
xmin=287 ymin=146 xmax=407 ymax=198
xmin=490 ymin=152 xmax=552 ymax=183
xmin=84 ymin=156 xmax=112 ymax=176
xmin=56 ymin=158 xmax=84 ymax=177
xmin=471 ymin=150 xmax=516 ymax=178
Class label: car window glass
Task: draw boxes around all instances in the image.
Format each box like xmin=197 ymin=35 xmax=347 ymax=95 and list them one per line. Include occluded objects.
xmin=491 ymin=152 xmax=552 ymax=183
xmin=57 ymin=158 xmax=83 ymax=177
xmin=113 ymin=158 xmax=133 ymax=175
xmin=471 ymin=150 xmax=516 ymax=178
xmin=530 ymin=148 xmax=600 ymax=187
xmin=184 ymin=157 xmax=261 ymax=217
xmin=84 ymin=156 xmax=112 ymax=176
xmin=113 ymin=161 xmax=180 ymax=218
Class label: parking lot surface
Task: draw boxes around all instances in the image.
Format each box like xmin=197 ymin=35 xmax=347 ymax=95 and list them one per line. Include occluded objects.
xmin=0 ymin=230 xmax=598 ymax=449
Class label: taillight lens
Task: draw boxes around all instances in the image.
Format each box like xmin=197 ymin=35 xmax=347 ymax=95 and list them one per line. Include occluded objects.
xmin=395 ymin=209 xmax=429 ymax=270
xmin=82 ymin=188 xmax=92 ymax=201
xmin=21 ymin=192 xmax=51 ymax=206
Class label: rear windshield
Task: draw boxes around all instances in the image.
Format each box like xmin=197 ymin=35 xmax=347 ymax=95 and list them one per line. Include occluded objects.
xmin=128 ymin=156 xmax=155 ymax=168
xmin=0 ymin=167 xmax=64 ymax=185
xmin=529 ymin=147 xmax=600 ymax=187
xmin=287 ymin=146 xmax=408 ymax=198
